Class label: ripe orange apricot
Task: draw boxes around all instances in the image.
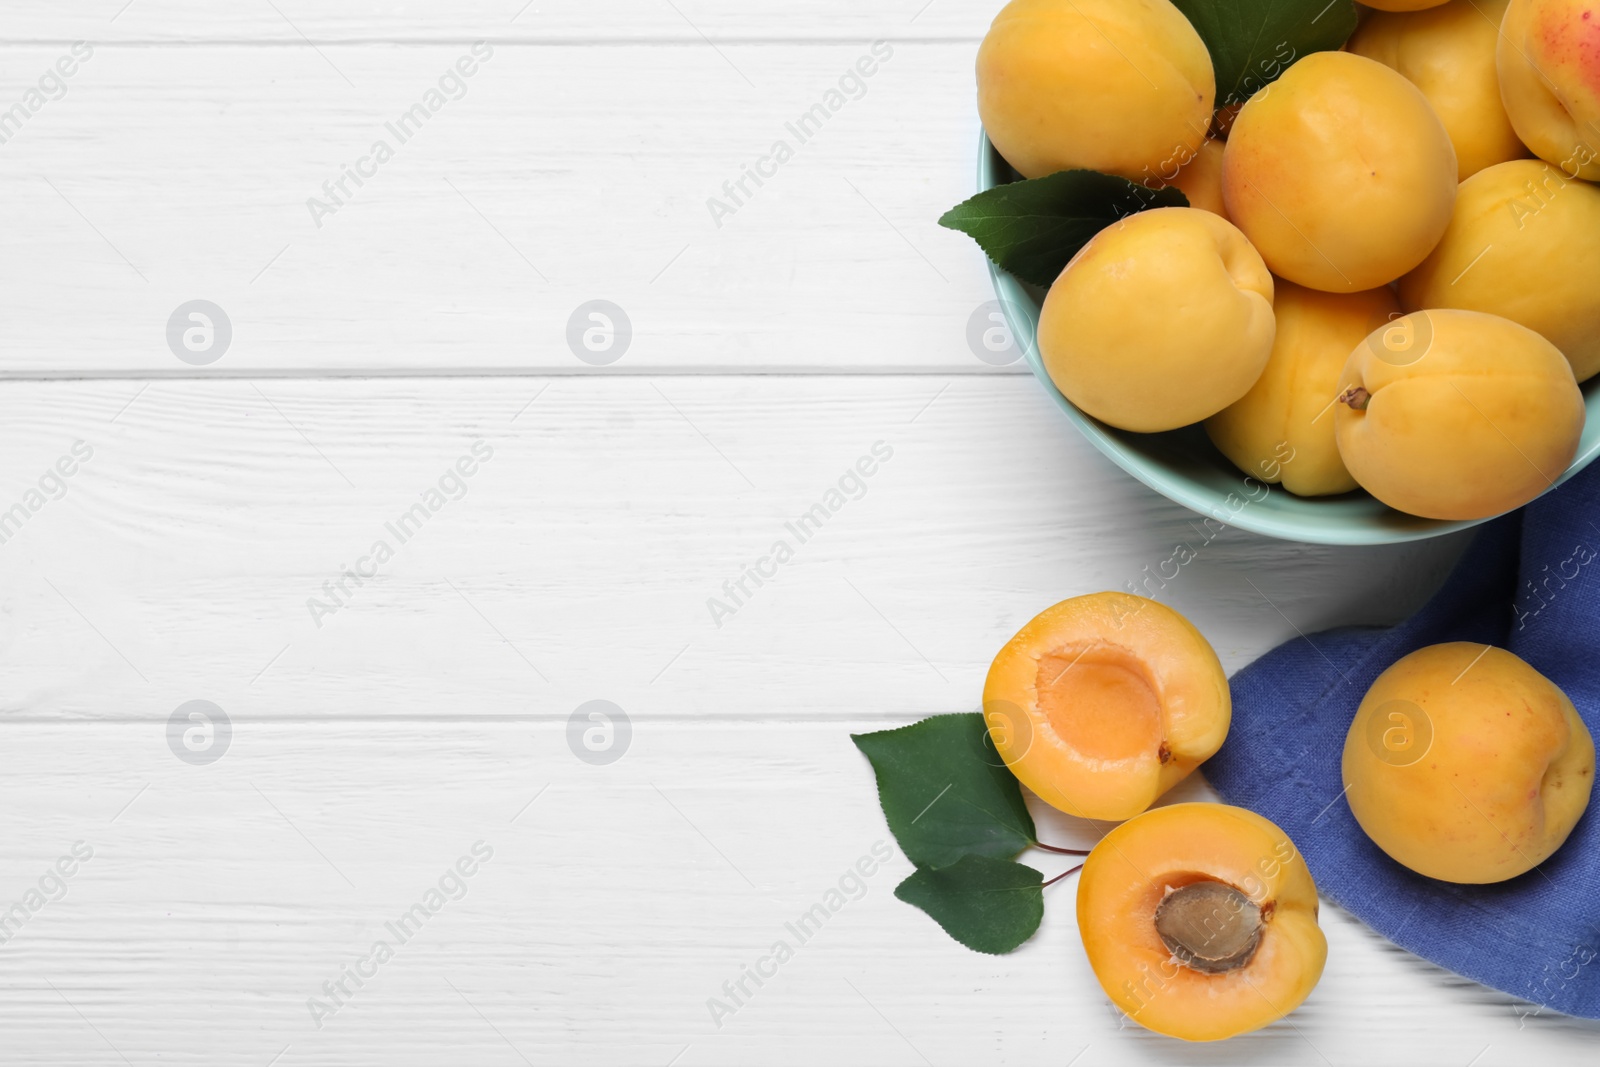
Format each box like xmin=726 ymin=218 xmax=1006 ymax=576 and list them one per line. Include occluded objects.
xmin=1347 ymin=0 xmax=1529 ymax=181
xmin=1037 ymin=207 xmax=1275 ymax=433
xmin=1343 ymin=643 xmax=1595 ymax=883
xmin=984 ymin=593 xmax=1230 ymax=821
xmin=1335 ymin=309 xmax=1584 ymax=520
xmin=1497 ymin=0 xmax=1600 ymax=180
xmin=1162 ymin=139 xmax=1229 ymax=219
xmin=1222 ymin=51 xmax=1458 ymax=292
xmin=1077 ymin=803 xmax=1328 ymax=1041
xmin=977 ymin=0 xmax=1215 ymax=181
xmin=1206 ymin=280 xmax=1400 ymax=496
xmin=1399 ymin=159 xmax=1600 ymax=382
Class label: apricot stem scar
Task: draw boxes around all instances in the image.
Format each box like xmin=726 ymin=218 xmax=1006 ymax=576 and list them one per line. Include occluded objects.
xmin=1339 ymin=386 xmax=1372 ymax=411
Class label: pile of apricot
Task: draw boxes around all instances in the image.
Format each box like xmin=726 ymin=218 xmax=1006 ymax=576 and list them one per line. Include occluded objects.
xmin=978 ymin=0 xmax=1600 ymax=521
xmin=986 ymin=593 xmax=1594 ymax=1041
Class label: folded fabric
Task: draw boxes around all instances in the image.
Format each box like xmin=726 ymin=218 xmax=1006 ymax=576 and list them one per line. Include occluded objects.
xmin=1206 ymin=461 xmax=1600 ymax=1020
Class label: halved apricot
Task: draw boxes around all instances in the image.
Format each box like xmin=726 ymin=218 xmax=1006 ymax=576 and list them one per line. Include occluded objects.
xmin=1077 ymin=803 xmax=1327 ymax=1041
xmin=983 ymin=593 xmax=1230 ymax=821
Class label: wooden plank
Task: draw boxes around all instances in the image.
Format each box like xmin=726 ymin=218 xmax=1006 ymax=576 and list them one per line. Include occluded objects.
xmin=4 ymin=1 xmax=992 ymax=44
xmin=0 ymin=376 xmax=1468 ymax=721
xmin=0 ymin=720 xmax=1583 ymax=1065
xmin=0 ymin=39 xmax=1011 ymax=374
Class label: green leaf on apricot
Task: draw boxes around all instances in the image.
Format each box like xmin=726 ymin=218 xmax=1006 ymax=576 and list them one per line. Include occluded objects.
xmin=938 ymin=169 xmax=1186 ymax=289
xmin=894 ymin=854 xmax=1045 ymax=955
xmin=851 ymin=712 xmax=1036 ymax=870
xmin=1171 ymin=0 xmax=1358 ymax=108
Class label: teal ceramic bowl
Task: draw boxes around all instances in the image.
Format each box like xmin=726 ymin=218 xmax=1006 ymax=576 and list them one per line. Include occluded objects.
xmin=979 ymin=132 xmax=1600 ymax=545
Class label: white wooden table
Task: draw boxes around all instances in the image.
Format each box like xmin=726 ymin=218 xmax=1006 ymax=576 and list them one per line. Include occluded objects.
xmin=0 ymin=3 xmax=1592 ymax=1063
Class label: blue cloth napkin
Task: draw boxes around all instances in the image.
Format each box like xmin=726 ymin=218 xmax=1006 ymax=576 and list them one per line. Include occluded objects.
xmin=1206 ymin=461 xmax=1600 ymax=1020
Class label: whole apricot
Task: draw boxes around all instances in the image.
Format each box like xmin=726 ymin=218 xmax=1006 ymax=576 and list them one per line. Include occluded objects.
xmin=1400 ymin=159 xmax=1600 ymax=381
xmin=1348 ymin=0 xmax=1530 ymax=180
xmin=1038 ymin=207 xmax=1275 ymax=433
xmin=1207 ymin=281 xmax=1400 ymax=496
xmin=1497 ymin=0 xmax=1600 ymax=180
xmin=984 ymin=592 xmax=1230 ymax=822
xmin=1343 ymin=643 xmax=1595 ymax=883
xmin=1222 ymin=51 xmax=1458 ymax=292
xmin=977 ymin=0 xmax=1215 ymax=181
xmin=1077 ymin=803 xmax=1327 ymax=1041
xmin=1335 ymin=309 xmax=1584 ymax=520
xmin=1161 ymin=138 xmax=1228 ymax=219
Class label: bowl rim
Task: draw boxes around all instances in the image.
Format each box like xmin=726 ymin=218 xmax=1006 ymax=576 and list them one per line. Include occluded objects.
xmin=976 ymin=129 xmax=1600 ymax=546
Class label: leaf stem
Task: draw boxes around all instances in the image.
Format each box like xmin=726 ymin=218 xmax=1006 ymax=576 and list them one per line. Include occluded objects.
xmin=1034 ymin=842 xmax=1091 ymax=855
xmin=1043 ymin=863 xmax=1085 ymax=888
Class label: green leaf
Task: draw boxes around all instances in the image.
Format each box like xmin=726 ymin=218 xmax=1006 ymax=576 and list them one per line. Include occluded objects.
xmin=851 ymin=713 xmax=1035 ymax=870
xmin=1171 ymin=0 xmax=1358 ymax=108
xmin=894 ymin=855 xmax=1045 ymax=955
xmin=938 ymin=170 xmax=1186 ymax=288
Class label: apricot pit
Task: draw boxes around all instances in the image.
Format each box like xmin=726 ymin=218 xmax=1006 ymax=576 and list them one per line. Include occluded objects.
xmin=1153 ymin=880 xmax=1262 ymax=974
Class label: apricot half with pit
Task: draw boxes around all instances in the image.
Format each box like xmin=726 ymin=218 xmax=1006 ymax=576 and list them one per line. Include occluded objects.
xmin=1342 ymin=643 xmax=1595 ymax=883
xmin=983 ymin=592 xmax=1230 ymax=821
xmin=1077 ymin=803 xmax=1327 ymax=1041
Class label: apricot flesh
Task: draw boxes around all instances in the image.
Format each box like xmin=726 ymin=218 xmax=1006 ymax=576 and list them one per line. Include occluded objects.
xmin=1400 ymin=159 xmax=1600 ymax=382
xmin=1222 ymin=51 xmax=1458 ymax=292
xmin=1335 ymin=309 xmax=1584 ymax=520
xmin=1038 ymin=207 xmax=1275 ymax=433
xmin=1342 ymin=643 xmax=1595 ymax=883
xmin=1207 ymin=281 xmax=1400 ymax=496
xmin=1077 ymin=803 xmax=1327 ymax=1041
xmin=1497 ymin=0 xmax=1600 ymax=180
xmin=977 ymin=0 xmax=1215 ymax=181
xmin=984 ymin=592 xmax=1230 ymax=822
xmin=1347 ymin=0 xmax=1530 ymax=180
